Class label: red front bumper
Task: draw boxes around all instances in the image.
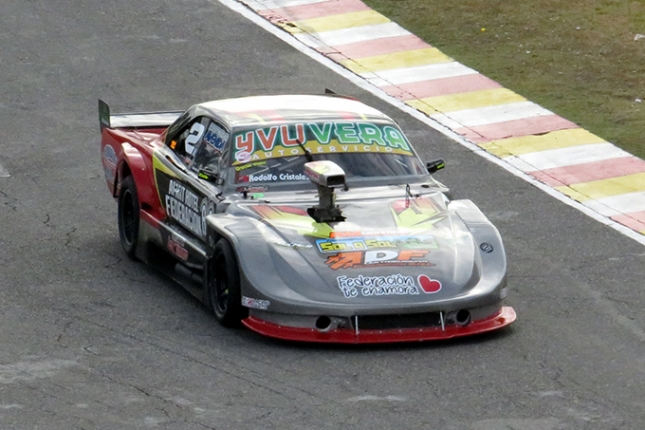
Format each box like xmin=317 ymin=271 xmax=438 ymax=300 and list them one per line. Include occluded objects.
xmin=242 ymin=306 xmax=516 ymax=344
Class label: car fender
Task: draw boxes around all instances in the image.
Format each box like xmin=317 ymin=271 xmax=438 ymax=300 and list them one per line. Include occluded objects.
xmin=205 ymin=213 xmax=242 ymax=251
xmin=117 ymin=142 xmax=156 ymax=211
xmin=205 ymin=214 xmax=314 ymax=303
xmin=449 ymin=199 xmax=507 ymax=297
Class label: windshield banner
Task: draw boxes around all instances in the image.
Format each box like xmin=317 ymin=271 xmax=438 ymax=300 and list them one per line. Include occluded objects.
xmin=233 ymin=122 xmax=413 ymax=165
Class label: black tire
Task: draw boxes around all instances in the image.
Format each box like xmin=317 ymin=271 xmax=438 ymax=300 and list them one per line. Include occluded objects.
xmin=209 ymin=239 xmax=247 ymax=327
xmin=118 ymin=176 xmax=140 ymax=260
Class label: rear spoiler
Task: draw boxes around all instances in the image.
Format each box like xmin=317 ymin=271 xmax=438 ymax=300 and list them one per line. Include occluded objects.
xmin=98 ymin=99 xmax=183 ymax=131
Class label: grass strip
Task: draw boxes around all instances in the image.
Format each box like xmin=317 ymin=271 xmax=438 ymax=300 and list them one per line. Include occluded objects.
xmin=363 ymin=0 xmax=645 ymax=159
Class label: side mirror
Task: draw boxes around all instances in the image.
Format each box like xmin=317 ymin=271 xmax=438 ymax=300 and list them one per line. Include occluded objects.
xmin=426 ymin=159 xmax=445 ymax=174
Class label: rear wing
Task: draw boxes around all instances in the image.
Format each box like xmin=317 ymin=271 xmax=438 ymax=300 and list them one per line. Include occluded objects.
xmin=98 ymin=99 xmax=183 ymax=131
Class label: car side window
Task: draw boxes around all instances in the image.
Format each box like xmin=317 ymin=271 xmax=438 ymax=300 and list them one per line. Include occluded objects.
xmin=168 ymin=117 xmax=208 ymax=165
xmin=191 ymin=121 xmax=230 ymax=176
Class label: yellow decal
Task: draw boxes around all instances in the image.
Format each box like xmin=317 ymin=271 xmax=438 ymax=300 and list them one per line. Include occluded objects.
xmin=252 ymin=205 xmax=334 ymax=238
xmin=390 ymin=198 xmax=445 ymax=229
xmin=152 ymin=151 xmax=181 ymax=211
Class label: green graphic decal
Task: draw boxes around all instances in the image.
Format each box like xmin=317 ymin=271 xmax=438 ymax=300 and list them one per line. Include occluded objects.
xmin=233 ymin=122 xmax=413 ymax=164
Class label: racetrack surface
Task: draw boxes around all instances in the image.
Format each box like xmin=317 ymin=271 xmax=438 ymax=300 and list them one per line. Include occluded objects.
xmin=1 ymin=0 xmax=645 ymax=429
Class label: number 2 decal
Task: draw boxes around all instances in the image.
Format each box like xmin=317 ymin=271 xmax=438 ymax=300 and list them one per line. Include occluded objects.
xmin=185 ymin=122 xmax=205 ymax=156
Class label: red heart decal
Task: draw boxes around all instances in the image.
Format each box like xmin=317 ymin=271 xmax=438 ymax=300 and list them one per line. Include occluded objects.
xmin=418 ymin=275 xmax=442 ymax=293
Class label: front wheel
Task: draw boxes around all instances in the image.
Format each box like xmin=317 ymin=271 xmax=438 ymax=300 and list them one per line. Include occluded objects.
xmin=208 ymin=239 xmax=247 ymax=327
xmin=118 ymin=176 xmax=140 ymax=260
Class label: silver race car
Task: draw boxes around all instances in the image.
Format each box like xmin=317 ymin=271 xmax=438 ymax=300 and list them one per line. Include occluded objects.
xmin=99 ymin=94 xmax=515 ymax=343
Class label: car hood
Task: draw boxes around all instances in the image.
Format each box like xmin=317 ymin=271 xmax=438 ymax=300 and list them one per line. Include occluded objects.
xmin=220 ymin=189 xmax=491 ymax=306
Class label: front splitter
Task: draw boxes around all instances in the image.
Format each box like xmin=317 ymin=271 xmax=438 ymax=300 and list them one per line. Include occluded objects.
xmin=242 ymin=306 xmax=516 ymax=344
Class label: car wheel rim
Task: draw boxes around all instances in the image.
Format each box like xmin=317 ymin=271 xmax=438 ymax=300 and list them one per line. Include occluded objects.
xmin=121 ymin=190 xmax=136 ymax=245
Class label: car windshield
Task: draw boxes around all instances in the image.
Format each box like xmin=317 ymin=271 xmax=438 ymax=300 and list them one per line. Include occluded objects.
xmin=226 ymin=121 xmax=428 ymax=188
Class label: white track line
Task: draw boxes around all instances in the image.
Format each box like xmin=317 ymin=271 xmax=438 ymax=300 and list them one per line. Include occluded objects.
xmin=507 ymin=143 xmax=632 ymax=172
xmin=296 ymin=22 xmax=410 ymax=48
xmin=245 ymin=0 xmax=328 ymax=11
xmin=366 ymin=62 xmax=478 ymax=86
xmin=585 ymin=192 xmax=645 ymax=217
xmin=212 ymin=0 xmax=645 ymax=246
xmin=431 ymin=101 xmax=553 ymax=128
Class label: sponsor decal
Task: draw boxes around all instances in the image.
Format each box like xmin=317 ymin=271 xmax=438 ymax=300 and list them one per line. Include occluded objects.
xmin=240 ymin=172 xmax=309 ymax=183
xmin=235 ymin=161 xmax=267 ymax=172
xmin=325 ymin=250 xmax=433 ymax=270
xmin=236 ymin=151 xmax=251 ymax=163
xmin=203 ymin=123 xmax=228 ymax=152
xmin=316 ymin=236 xmax=438 ymax=253
xmin=417 ymin=275 xmax=442 ymax=293
xmin=233 ymin=143 xmax=407 ymax=165
xmin=102 ymin=145 xmax=118 ymax=182
xmin=337 ymin=274 xmax=442 ymax=298
xmin=241 ymin=296 xmax=270 ymax=310
xmin=167 ymin=236 xmax=189 ymax=261
xmin=233 ymin=122 xmax=412 ymax=165
xmin=103 ymin=145 xmax=117 ymax=167
xmin=200 ymin=199 xmax=215 ymax=236
xmin=336 ymin=274 xmax=419 ymax=298
xmin=164 ymin=179 xmax=204 ymax=237
xmin=279 ymin=173 xmax=308 ymax=181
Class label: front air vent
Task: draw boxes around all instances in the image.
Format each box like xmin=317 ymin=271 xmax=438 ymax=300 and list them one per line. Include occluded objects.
xmin=354 ymin=312 xmax=443 ymax=330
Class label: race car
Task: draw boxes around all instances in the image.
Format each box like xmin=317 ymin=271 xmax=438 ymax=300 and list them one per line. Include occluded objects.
xmin=99 ymin=93 xmax=516 ymax=343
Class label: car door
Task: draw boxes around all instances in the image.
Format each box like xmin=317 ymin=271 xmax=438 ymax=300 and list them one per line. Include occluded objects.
xmin=152 ymin=116 xmax=230 ymax=265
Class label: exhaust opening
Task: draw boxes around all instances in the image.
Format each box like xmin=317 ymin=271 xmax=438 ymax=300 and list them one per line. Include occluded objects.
xmin=455 ymin=309 xmax=471 ymax=326
xmin=315 ymin=316 xmax=333 ymax=332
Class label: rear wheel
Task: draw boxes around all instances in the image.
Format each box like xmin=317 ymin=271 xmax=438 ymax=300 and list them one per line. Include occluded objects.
xmin=209 ymin=239 xmax=246 ymax=327
xmin=118 ymin=176 xmax=140 ymax=260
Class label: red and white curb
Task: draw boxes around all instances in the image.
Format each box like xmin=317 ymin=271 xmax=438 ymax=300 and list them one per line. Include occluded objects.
xmin=215 ymin=0 xmax=645 ymax=245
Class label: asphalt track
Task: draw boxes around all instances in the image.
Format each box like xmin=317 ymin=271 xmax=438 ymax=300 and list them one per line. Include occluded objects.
xmin=1 ymin=0 xmax=645 ymax=429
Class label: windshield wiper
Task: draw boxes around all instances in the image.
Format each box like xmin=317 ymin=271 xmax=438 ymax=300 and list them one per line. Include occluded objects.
xmin=297 ymin=139 xmax=314 ymax=163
